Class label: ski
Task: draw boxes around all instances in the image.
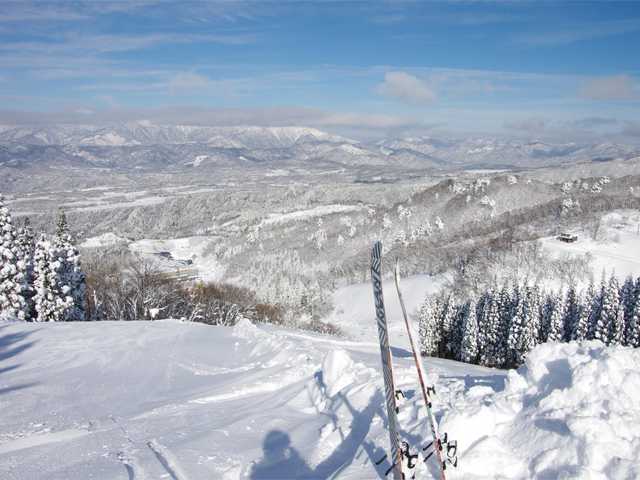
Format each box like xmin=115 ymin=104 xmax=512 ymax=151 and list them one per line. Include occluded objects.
xmin=394 ymin=258 xmax=455 ymax=479
xmin=371 ymin=241 xmax=404 ymax=480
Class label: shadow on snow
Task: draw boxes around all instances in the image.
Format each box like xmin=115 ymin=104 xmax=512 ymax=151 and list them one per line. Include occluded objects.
xmin=0 ymin=324 xmax=39 ymax=395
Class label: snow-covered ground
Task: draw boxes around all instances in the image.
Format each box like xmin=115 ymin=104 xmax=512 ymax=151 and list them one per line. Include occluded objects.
xmin=80 ymin=232 xmax=129 ymax=249
xmin=329 ymin=273 xmax=446 ymax=342
xmin=1 ymin=319 xmax=638 ymax=479
xmin=129 ymin=236 xmax=225 ymax=282
xmin=260 ymin=204 xmax=364 ymax=227
xmin=541 ymin=210 xmax=640 ymax=280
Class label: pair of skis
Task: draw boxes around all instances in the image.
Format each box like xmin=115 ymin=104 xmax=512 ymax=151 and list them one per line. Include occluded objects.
xmin=371 ymin=241 xmax=457 ymax=480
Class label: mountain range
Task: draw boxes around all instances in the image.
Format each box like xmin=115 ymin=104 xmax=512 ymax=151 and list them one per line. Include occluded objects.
xmin=1 ymin=123 xmax=639 ymax=172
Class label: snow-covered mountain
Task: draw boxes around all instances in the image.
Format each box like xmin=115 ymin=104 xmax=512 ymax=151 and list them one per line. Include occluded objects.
xmin=1 ymin=124 xmax=639 ymax=173
xmin=0 ymin=123 xmax=353 ymax=148
xmin=376 ymin=136 xmax=640 ymax=168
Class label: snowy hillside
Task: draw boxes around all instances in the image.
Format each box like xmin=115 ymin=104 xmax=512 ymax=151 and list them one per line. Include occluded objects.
xmin=541 ymin=209 xmax=640 ymax=281
xmin=1 ymin=320 xmax=638 ymax=479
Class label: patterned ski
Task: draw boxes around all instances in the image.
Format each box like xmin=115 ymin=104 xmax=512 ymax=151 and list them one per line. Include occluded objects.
xmin=394 ymin=259 xmax=455 ymax=479
xmin=371 ymin=241 xmax=404 ymax=480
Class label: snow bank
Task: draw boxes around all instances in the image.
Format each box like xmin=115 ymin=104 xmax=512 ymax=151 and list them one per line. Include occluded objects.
xmin=444 ymin=341 xmax=640 ymax=479
xmin=321 ymin=349 xmax=356 ymax=397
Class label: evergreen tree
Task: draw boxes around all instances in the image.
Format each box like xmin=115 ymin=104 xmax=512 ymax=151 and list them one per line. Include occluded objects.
xmin=475 ymin=291 xmax=489 ymax=362
xmin=418 ymin=295 xmax=439 ymax=356
xmin=479 ymin=287 xmax=501 ymax=367
xmin=56 ymin=209 xmax=69 ymax=238
xmin=623 ymin=278 xmax=640 ymax=346
xmin=547 ymin=292 xmax=564 ymax=342
xmin=53 ymin=211 xmax=86 ymax=321
xmin=611 ymin=304 xmax=625 ymax=345
xmin=572 ymin=285 xmax=593 ymax=341
xmin=493 ymin=284 xmax=512 ymax=368
xmin=562 ymin=287 xmax=580 ymax=342
xmin=16 ymin=217 xmax=35 ymax=320
xmin=539 ymin=294 xmax=552 ymax=343
xmin=439 ymin=294 xmax=457 ymax=359
xmin=0 ymin=195 xmax=28 ymax=321
xmin=527 ymin=283 xmax=543 ymax=344
xmin=587 ymin=278 xmax=604 ymax=340
xmin=626 ymin=295 xmax=640 ymax=348
xmin=621 ymin=276 xmax=635 ymax=324
xmin=460 ymin=297 xmax=479 ymax=363
xmin=450 ymin=303 xmax=466 ymax=361
xmin=594 ymin=275 xmax=621 ymax=345
xmin=33 ymin=235 xmax=71 ymax=322
xmin=571 ymin=292 xmax=592 ymax=342
xmin=507 ymin=285 xmax=536 ymax=367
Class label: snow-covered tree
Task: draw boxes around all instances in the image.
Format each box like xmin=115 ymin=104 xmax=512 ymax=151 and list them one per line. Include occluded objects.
xmin=460 ymin=297 xmax=479 ymax=363
xmin=418 ymin=296 xmax=440 ymax=356
xmin=507 ymin=286 xmax=536 ymax=367
xmin=546 ymin=293 xmax=564 ymax=342
xmin=33 ymin=235 xmax=71 ymax=322
xmin=479 ymin=288 xmax=502 ymax=367
xmin=450 ymin=299 xmax=468 ymax=361
xmin=594 ymin=276 xmax=621 ymax=345
xmin=572 ymin=284 xmax=594 ymax=341
xmin=621 ymin=277 xmax=635 ymax=321
xmin=16 ymin=217 xmax=35 ymax=319
xmin=439 ymin=294 xmax=457 ymax=359
xmin=621 ymin=276 xmax=637 ymax=345
xmin=493 ymin=284 xmax=512 ymax=368
xmin=53 ymin=210 xmax=86 ymax=322
xmin=527 ymin=284 xmax=543 ymax=343
xmin=624 ymin=278 xmax=640 ymax=346
xmin=562 ymin=287 xmax=580 ymax=342
xmin=475 ymin=290 xmax=490 ymax=363
xmin=0 ymin=195 xmax=28 ymax=321
xmin=626 ymin=294 xmax=640 ymax=347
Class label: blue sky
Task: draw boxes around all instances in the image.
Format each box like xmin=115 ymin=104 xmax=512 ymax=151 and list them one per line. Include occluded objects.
xmin=1 ymin=0 xmax=639 ymax=141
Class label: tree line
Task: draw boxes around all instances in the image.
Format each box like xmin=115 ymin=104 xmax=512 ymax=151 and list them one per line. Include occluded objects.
xmin=0 ymin=195 xmax=85 ymax=322
xmin=418 ymin=275 xmax=640 ymax=369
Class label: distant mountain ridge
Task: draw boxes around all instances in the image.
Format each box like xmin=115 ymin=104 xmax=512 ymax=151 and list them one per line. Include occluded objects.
xmin=0 ymin=124 xmax=353 ymax=148
xmin=1 ymin=123 xmax=639 ymax=172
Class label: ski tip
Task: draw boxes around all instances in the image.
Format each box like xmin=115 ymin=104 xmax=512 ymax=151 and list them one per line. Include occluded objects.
xmin=394 ymin=257 xmax=401 ymax=279
xmin=372 ymin=240 xmax=382 ymax=257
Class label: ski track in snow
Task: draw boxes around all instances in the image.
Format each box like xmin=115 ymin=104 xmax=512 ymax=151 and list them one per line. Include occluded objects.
xmin=0 ymin=428 xmax=90 ymax=455
xmin=1 ymin=319 xmax=638 ymax=479
xmin=146 ymin=440 xmax=189 ymax=480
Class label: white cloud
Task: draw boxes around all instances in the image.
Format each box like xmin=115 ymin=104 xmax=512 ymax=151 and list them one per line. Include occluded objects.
xmin=516 ymin=19 xmax=640 ymax=46
xmin=579 ymin=75 xmax=637 ymax=101
xmin=376 ymin=71 xmax=436 ymax=104
xmin=168 ymin=72 xmax=211 ymax=93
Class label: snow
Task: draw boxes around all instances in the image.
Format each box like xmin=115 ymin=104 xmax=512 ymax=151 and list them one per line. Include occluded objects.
xmin=71 ymin=196 xmax=168 ymax=212
xmin=329 ymin=273 xmax=446 ymax=341
xmin=80 ymin=232 xmax=128 ymax=249
xmin=540 ymin=210 xmax=640 ymax=280
xmin=444 ymin=341 xmax=640 ymax=479
xmin=129 ymin=236 xmax=225 ymax=282
xmin=0 ymin=317 xmax=638 ymax=479
xmin=260 ymin=205 xmax=364 ymax=226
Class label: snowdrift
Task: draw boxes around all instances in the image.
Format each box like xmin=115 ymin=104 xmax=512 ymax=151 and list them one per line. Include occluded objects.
xmin=444 ymin=341 xmax=640 ymax=479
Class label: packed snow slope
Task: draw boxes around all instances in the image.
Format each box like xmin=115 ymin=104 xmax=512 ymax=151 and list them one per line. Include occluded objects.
xmin=0 ymin=321 xmax=638 ymax=479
